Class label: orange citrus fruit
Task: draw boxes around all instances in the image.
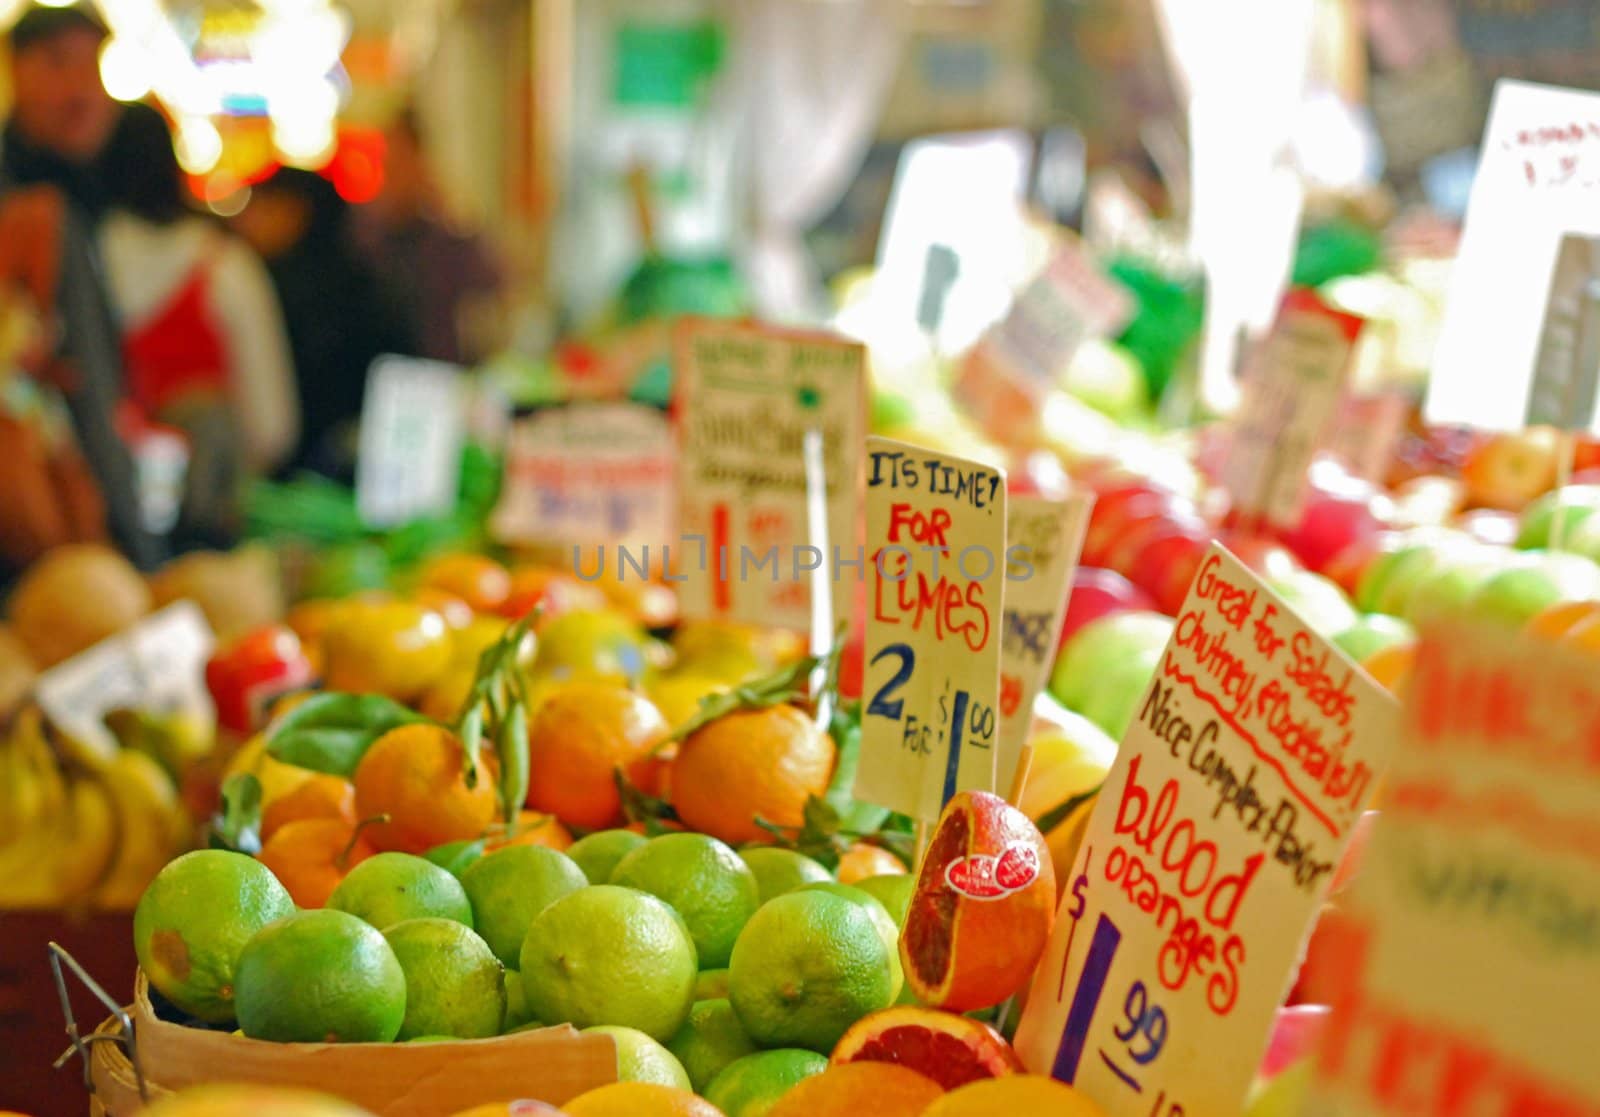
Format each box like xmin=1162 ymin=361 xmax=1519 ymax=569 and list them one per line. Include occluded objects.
xmin=901 ymin=791 xmax=1055 ymax=1011
xmin=1562 ymin=610 xmax=1600 ymax=656
xmin=831 ymin=1006 xmax=1021 ymax=1088
xmin=921 ymin=1075 xmax=1106 ymax=1116
xmin=447 ymin=1102 xmax=566 ymax=1117
xmin=766 ymin=1062 xmax=943 ymax=1117
xmin=1361 ymin=641 xmax=1415 ymax=695
xmin=1525 ymin=598 xmax=1600 ymax=642
xmin=141 ymin=1084 xmax=377 ymax=1116
xmin=671 ymin=705 xmax=836 ymax=846
xmin=420 ymin=553 xmax=512 ymax=613
xmin=321 ymin=601 xmax=453 ymax=702
xmin=836 ymin=843 xmax=906 ymax=884
xmin=413 ymin=587 xmax=476 ymax=630
xmin=353 ymin=724 xmax=498 ymax=854
xmin=257 ymin=818 xmax=377 ymax=908
xmin=563 ymin=1082 xmax=723 ymax=1117
xmin=525 ymin=682 xmax=670 ymax=830
xmin=487 ymin=811 xmax=575 ymax=852
xmin=261 ymin=774 xmax=356 ymax=841
xmin=500 ymin=566 xmax=609 ymax=623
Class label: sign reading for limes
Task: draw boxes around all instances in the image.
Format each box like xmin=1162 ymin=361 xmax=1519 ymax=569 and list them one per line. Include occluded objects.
xmin=997 ymin=492 xmax=1093 ymax=786
xmin=674 ymin=320 xmax=867 ymax=633
xmin=1303 ymin=620 xmax=1600 ymax=1117
xmin=1014 ymin=544 xmax=1396 ymax=1117
xmin=854 ymin=436 xmax=1007 ymax=823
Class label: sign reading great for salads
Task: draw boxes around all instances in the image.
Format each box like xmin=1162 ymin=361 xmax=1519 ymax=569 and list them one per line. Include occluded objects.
xmin=1014 ymin=544 xmax=1396 ymax=1117
xmin=673 ymin=320 xmax=866 ymax=632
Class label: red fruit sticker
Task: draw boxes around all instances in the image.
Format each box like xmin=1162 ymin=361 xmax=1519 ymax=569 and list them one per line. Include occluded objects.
xmin=945 ymin=844 xmax=1039 ymax=900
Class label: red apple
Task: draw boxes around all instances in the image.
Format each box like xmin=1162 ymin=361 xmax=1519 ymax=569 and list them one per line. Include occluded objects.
xmin=1103 ymin=508 xmax=1210 ymax=577
xmin=1222 ymin=531 xmax=1303 ymax=581
xmin=1277 ymin=473 xmax=1385 ymax=574
xmin=1259 ymin=1004 xmax=1330 ymax=1079
xmin=1058 ymin=567 xmax=1156 ymax=651
xmin=1461 ymin=428 xmax=1562 ymax=510
xmin=1127 ymin=528 xmax=1210 ymax=616
xmin=1081 ymin=486 xmax=1195 ymax=569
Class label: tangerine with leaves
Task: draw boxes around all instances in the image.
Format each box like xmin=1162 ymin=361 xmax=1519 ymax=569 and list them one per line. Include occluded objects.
xmin=257 ymin=817 xmax=381 ymax=908
xmin=353 ymin=723 xmax=498 ymax=854
xmin=261 ymin=774 xmax=356 ymax=841
xmin=524 ymin=681 xmax=669 ymax=830
xmin=900 ymin=790 xmax=1055 ymax=1011
xmin=671 ymin=705 xmax=835 ymax=846
xmin=420 ymin=553 xmax=512 ymax=614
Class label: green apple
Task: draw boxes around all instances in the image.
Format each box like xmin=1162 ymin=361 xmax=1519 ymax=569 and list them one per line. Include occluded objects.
xmin=1049 ymin=611 xmax=1173 ymax=713
xmin=1266 ymin=570 xmax=1359 ymax=637
xmin=1514 ymin=485 xmax=1600 ymax=550
xmin=1352 ymin=530 xmax=1461 ymax=614
xmin=1466 ymin=551 xmax=1600 ymax=627
xmin=1060 ymin=340 xmax=1149 ymax=423
xmin=1332 ymin=614 xmax=1415 ymax=663
xmin=1074 ymin=644 xmax=1168 ymax=741
xmin=1400 ymin=545 xmax=1505 ymax=626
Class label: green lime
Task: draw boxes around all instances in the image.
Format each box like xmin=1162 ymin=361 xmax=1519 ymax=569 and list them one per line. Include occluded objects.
xmin=408 ymin=1035 xmax=455 ymax=1043
xmin=584 ymin=1025 xmax=692 ymax=1089
xmin=694 ymin=969 xmax=730 ymax=1001
xmin=503 ymin=969 xmax=541 ymax=1033
xmin=328 ymin=852 xmax=475 ymax=931
xmin=133 ymin=850 xmax=296 ymax=1023
xmin=382 ymin=918 xmax=506 ymax=1040
xmin=798 ymin=882 xmax=903 ymax=1001
xmin=728 ymin=891 xmax=895 ymax=1052
xmin=234 ymin=909 xmax=406 ymax=1043
xmin=423 ymin=839 xmax=485 ymax=878
xmin=705 ymin=1049 xmax=829 ymax=1117
xmin=519 ymin=885 xmax=697 ymax=1042
xmin=852 ymin=874 xmax=915 ymax=928
xmin=461 ymin=845 xmax=588 ymax=966
xmin=737 ymin=848 xmax=832 ymax=904
xmin=666 ymin=999 xmax=758 ymax=1093
xmin=609 ymin=833 xmax=759 ymax=969
xmin=567 ymin=829 xmax=648 ymax=885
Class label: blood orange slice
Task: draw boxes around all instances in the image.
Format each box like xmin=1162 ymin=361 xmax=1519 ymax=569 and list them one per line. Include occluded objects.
xmin=830 ymin=1006 xmax=1021 ymax=1090
xmin=900 ymin=790 xmax=1055 ymax=1011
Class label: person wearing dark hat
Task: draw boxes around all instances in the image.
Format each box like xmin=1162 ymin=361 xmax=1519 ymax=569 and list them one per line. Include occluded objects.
xmin=0 ymin=4 xmax=160 ymax=572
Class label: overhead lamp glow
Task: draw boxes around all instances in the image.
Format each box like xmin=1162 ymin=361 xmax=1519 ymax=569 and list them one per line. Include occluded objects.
xmin=272 ymin=114 xmax=336 ymax=167
xmin=174 ymin=117 xmax=223 ymax=175
xmin=99 ymin=37 xmax=151 ymax=102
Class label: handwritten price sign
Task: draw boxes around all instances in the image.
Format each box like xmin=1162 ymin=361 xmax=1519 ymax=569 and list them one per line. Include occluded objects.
xmin=491 ymin=403 xmax=675 ymax=550
xmin=1429 ymin=80 xmax=1600 ymax=434
xmin=854 ymin=437 xmax=1007 ymax=822
xmin=1015 ymin=544 xmax=1396 ymax=1117
xmin=1223 ymin=290 xmax=1364 ymax=528
xmin=1303 ymin=621 xmax=1600 ymax=1117
xmin=674 ymin=320 xmax=866 ymax=631
xmin=998 ymin=493 xmax=1093 ymax=784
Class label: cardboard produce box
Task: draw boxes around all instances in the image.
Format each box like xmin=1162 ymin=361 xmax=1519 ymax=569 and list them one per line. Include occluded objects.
xmin=83 ymin=973 xmax=618 ymax=1115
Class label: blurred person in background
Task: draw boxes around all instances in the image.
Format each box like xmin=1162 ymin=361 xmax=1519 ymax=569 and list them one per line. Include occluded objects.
xmin=0 ymin=5 xmax=159 ymax=572
xmin=98 ymin=103 xmax=300 ymax=546
xmin=231 ymin=167 xmax=414 ymax=479
xmin=354 ymin=108 xmax=504 ymax=366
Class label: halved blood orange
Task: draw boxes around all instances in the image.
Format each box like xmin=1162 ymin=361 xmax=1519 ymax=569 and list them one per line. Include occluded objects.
xmin=900 ymin=790 xmax=1055 ymax=1011
xmin=831 ymin=1006 xmax=1021 ymax=1089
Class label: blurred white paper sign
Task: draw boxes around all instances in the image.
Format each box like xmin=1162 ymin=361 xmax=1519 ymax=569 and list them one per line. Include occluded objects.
xmin=34 ymin=602 xmax=214 ymax=765
xmin=491 ymin=403 xmax=675 ymax=548
xmin=356 ymin=356 xmax=467 ymax=527
xmin=1428 ymin=80 xmax=1600 ymax=433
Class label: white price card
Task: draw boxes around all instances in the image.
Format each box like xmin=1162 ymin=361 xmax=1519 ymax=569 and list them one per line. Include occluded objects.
xmin=854 ymin=437 xmax=1007 ymax=823
xmin=997 ymin=493 xmax=1093 ymax=786
xmin=356 ymin=356 xmax=467 ymax=527
xmin=34 ymin=602 xmax=215 ymax=765
xmin=1428 ymin=80 xmax=1600 ymax=433
xmin=1014 ymin=544 xmax=1397 ymax=1117
xmin=1224 ymin=290 xmax=1365 ymax=527
xmin=673 ymin=319 xmax=866 ymax=632
xmin=491 ymin=403 xmax=675 ymax=549
xmin=1301 ymin=620 xmax=1600 ymax=1117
